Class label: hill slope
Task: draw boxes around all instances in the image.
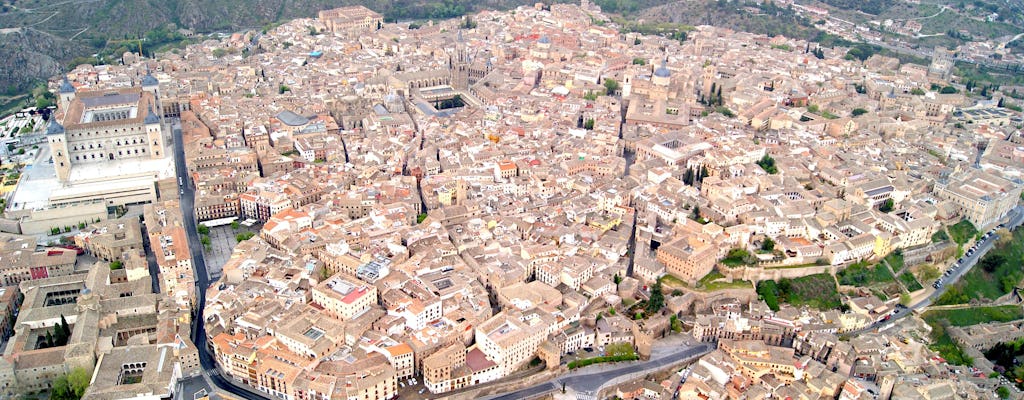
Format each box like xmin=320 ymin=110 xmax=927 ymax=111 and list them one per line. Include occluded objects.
xmin=0 ymin=0 xmax=556 ymax=93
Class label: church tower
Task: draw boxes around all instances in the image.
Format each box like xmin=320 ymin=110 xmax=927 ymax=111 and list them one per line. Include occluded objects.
xmin=451 ymin=30 xmax=470 ymax=90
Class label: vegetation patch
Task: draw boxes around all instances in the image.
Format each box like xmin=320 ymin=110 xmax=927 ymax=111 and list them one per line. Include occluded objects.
xmin=567 ymin=342 xmax=639 ymax=369
xmin=756 ymin=273 xmax=840 ymax=311
xmin=922 ymin=306 xmax=1024 ymax=327
xmin=697 ymin=270 xmax=752 ymax=291
xmin=936 ymin=229 xmax=1024 ymax=305
xmin=898 ymin=272 xmax=922 ymax=292
xmin=947 ymin=219 xmax=978 ymax=245
xmin=836 ymin=260 xmax=893 ymax=286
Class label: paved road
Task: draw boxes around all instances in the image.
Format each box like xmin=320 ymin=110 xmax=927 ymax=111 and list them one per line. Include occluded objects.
xmin=171 ymin=120 xmax=272 ymax=400
xmin=486 ymin=343 xmax=712 ymax=400
xmin=846 ymin=206 xmax=1024 ymax=336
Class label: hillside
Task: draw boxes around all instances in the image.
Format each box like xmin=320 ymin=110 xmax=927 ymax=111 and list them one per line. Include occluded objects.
xmin=637 ymin=0 xmax=828 ymax=42
xmin=0 ymin=0 xmax=572 ymax=94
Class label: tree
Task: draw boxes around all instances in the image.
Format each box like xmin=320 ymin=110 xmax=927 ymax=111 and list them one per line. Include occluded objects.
xmin=197 ymin=225 xmax=210 ymax=235
xmin=757 ymin=154 xmax=778 ymax=174
xmin=998 ymin=97 xmax=1005 ymax=108
xmin=632 ymin=58 xmax=646 ymax=65
xmin=682 ymin=167 xmax=694 ymax=185
xmin=645 ymin=280 xmax=664 ymax=314
xmin=613 ymin=274 xmax=622 ymax=285
xmin=583 ymin=118 xmax=595 ymax=130
xmin=230 ymin=221 xmax=241 ymax=230
xmin=997 ymin=386 xmax=1010 ymax=399
xmin=980 ymin=254 xmax=1005 ymax=273
xmin=45 ymin=331 xmax=55 ymax=348
xmin=879 ymin=198 xmax=894 ymax=213
xmin=109 ymin=260 xmax=123 ymax=270
xmin=910 ymin=87 xmax=925 ymax=95
xmin=235 ymin=232 xmax=255 ymax=242
xmin=760 ymin=238 xmax=775 ymax=252
xmin=60 ymin=315 xmax=71 ymax=343
xmin=940 ymin=86 xmax=958 ymax=94
xmin=691 ymin=204 xmax=701 ymax=222
xmin=699 ymin=165 xmax=709 ymax=182
xmin=603 ymin=78 xmax=619 ymax=95
xmin=851 ymin=108 xmax=868 ymax=117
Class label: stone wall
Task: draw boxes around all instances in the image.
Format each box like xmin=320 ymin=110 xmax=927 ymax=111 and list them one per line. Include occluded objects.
xmin=720 ymin=264 xmax=839 ymax=283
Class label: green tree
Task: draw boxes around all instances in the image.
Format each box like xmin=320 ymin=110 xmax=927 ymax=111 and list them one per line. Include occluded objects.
xmin=583 ymin=118 xmax=595 ymax=130
xmin=851 ymin=108 xmax=868 ymax=117
xmin=879 ymin=198 xmax=894 ymax=213
xmin=60 ymin=315 xmax=71 ymax=343
xmin=197 ymin=225 xmax=210 ymax=235
xmin=940 ymin=86 xmax=958 ymax=94
xmin=910 ymin=88 xmax=925 ymax=95
xmin=757 ymin=154 xmax=778 ymax=174
xmin=632 ymin=58 xmax=646 ymax=65
xmin=997 ymin=386 xmax=1010 ymax=399
xmin=760 ymin=238 xmax=775 ymax=252
xmin=236 ymin=232 xmax=255 ymax=242
xmin=109 ymin=260 xmax=124 ymax=270
xmin=230 ymin=221 xmax=241 ymax=230
xmin=646 ymin=280 xmax=665 ymax=315
xmin=603 ymin=78 xmax=619 ymax=95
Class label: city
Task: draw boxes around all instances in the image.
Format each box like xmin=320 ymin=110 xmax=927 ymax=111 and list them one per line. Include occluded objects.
xmin=0 ymin=0 xmax=1021 ymax=400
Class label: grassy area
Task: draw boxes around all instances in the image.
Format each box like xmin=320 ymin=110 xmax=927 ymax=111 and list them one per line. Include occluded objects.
xmin=756 ymin=273 xmax=841 ymax=311
xmin=922 ymin=306 xmax=1024 ymax=327
xmin=720 ymin=248 xmax=753 ymax=267
xmin=898 ymin=272 xmax=923 ymax=292
xmin=937 ymin=229 xmax=1024 ymax=305
xmin=884 ymin=251 xmax=904 ymax=272
xmin=659 ymin=274 xmax=687 ymax=288
xmin=697 ymin=270 xmax=753 ymax=291
xmin=567 ymin=342 xmax=638 ymax=369
xmin=947 ymin=219 xmax=978 ymax=245
xmin=836 ymin=260 xmax=894 ymax=286
xmin=925 ymin=321 xmax=974 ymax=366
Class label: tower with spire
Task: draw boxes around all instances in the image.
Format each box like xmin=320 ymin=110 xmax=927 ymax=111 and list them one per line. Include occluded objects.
xmin=450 ymin=30 xmax=470 ymax=90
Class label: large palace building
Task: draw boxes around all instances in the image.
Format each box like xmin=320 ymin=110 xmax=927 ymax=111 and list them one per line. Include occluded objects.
xmin=48 ymin=75 xmax=166 ymax=182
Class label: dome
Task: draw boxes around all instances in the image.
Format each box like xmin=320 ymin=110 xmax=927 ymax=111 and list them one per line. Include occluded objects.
xmin=59 ymin=76 xmax=75 ymax=94
xmin=654 ymin=64 xmax=671 ymax=78
xmin=538 ymin=35 xmax=551 ymax=44
xmin=142 ymin=73 xmax=159 ymax=87
xmin=46 ymin=120 xmax=65 ymax=135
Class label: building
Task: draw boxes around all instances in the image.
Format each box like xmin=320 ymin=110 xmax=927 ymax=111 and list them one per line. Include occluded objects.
xmin=318 ymin=6 xmax=383 ymax=35
xmin=655 ymin=235 xmax=716 ymax=284
xmin=48 ymin=82 xmax=166 ymax=183
xmin=311 ymin=275 xmax=377 ymax=321
xmin=934 ymin=169 xmax=1022 ymax=229
xmin=0 ymin=232 xmax=77 ymax=286
xmin=73 ymin=217 xmax=143 ymax=262
xmin=474 ymin=311 xmax=546 ymax=377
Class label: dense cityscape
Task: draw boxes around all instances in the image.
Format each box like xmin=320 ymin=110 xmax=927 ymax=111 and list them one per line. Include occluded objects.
xmin=0 ymin=1 xmax=1021 ymax=399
